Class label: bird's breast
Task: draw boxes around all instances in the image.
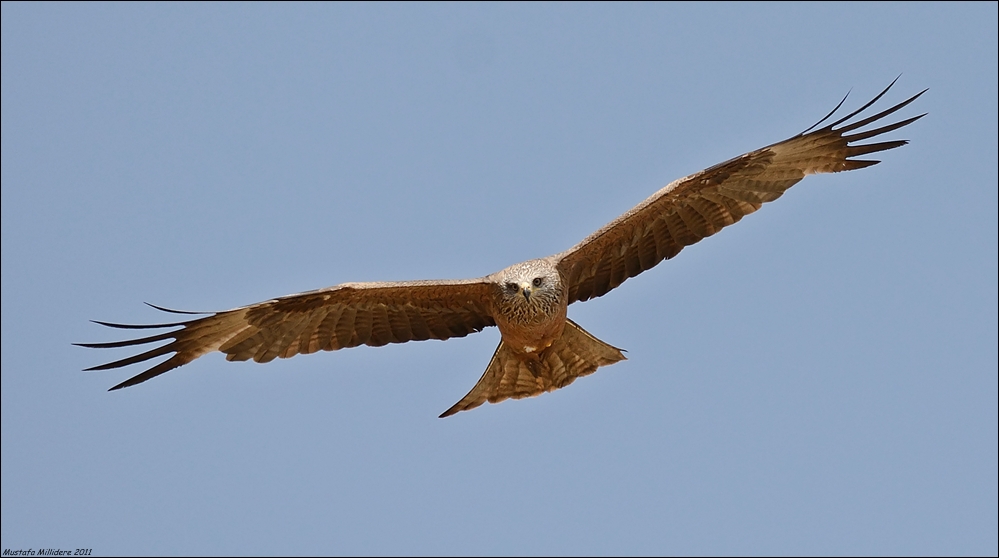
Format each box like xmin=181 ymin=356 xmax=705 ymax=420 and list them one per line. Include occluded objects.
xmin=493 ymin=302 xmax=567 ymax=360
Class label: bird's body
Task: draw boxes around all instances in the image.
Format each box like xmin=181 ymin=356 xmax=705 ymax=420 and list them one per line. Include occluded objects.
xmin=80 ymin=80 xmax=925 ymax=417
xmin=488 ymin=259 xmax=568 ymax=357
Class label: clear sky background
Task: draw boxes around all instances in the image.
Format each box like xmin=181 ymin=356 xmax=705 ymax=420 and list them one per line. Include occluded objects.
xmin=2 ymin=3 xmax=996 ymax=556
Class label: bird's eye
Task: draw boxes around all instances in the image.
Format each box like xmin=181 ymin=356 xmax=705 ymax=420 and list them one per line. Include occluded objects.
xmin=532 ymin=277 xmax=543 ymax=287
xmin=506 ymin=283 xmax=518 ymax=292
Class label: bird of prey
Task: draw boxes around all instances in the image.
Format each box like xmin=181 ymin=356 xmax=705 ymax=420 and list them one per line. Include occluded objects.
xmin=80 ymin=80 xmax=925 ymax=417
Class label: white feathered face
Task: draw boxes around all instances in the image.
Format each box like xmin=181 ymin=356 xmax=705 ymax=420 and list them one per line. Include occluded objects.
xmin=495 ymin=259 xmax=564 ymax=310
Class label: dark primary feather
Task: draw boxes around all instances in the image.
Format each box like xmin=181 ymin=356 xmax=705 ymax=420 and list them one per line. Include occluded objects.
xmin=555 ymin=80 xmax=926 ymax=304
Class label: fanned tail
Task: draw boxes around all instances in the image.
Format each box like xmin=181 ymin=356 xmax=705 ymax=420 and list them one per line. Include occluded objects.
xmin=439 ymin=319 xmax=625 ymax=417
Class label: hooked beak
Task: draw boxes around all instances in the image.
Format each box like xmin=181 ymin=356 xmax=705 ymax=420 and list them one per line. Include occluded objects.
xmin=519 ymin=282 xmax=532 ymax=301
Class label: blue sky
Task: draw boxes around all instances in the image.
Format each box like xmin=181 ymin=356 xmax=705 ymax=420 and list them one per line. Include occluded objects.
xmin=2 ymin=3 xmax=996 ymax=556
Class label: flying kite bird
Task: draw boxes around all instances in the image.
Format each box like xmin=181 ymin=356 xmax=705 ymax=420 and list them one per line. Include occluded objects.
xmin=80 ymin=80 xmax=925 ymax=417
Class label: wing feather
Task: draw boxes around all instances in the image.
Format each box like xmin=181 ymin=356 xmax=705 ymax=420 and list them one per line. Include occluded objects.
xmin=78 ymin=279 xmax=497 ymax=389
xmin=555 ymin=83 xmax=926 ymax=303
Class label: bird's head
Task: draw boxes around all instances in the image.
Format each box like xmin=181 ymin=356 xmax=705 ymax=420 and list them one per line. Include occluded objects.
xmin=493 ymin=259 xmax=564 ymax=312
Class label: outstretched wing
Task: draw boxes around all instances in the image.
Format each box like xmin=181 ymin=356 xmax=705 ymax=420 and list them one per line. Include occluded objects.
xmin=78 ymin=279 xmax=498 ymax=390
xmin=555 ymin=79 xmax=926 ymax=304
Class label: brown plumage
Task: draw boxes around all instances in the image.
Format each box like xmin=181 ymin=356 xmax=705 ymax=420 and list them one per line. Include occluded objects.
xmin=79 ymin=79 xmax=925 ymax=417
